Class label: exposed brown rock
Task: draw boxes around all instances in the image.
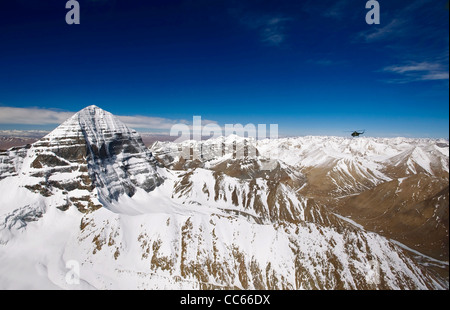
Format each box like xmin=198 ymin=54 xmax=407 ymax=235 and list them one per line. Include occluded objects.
xmin=335 ymin=174 xmax=449 ymax=260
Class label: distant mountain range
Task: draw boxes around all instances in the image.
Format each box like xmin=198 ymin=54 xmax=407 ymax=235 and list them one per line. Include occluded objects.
xmin=0 ymin=106 xmax=448 ymax=289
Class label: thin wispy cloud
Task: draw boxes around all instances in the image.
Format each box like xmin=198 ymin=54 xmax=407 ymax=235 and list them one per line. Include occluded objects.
xmin=322 ymin=0 xmax=352 ymax=20
xmin=382 ymin=61 xmax=449 ymax=83
xmin=238 ymin=14 xmax=293 ymax=46
xmin=0 ymin=107 xmax=74 ymax=125
xmin=384 ymin=62 xmax=443 ymax=74
xmin=261 ymin=17 xmax=291 ymax=45
xmin=359 ymin=18 xmax=405 ymax=42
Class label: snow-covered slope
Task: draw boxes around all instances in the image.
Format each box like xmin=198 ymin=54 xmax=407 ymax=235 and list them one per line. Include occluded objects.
xmin=0 ymin=106 xmax=448 ymax=289
xmin=152 ymin=135 xmax=449 ymax=262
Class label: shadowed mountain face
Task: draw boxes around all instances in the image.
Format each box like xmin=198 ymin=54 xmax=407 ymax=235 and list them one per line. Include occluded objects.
xmin=0 ymin=106 xmax=448 ymax=289
xmin=0 ymin=105 xmax=164 ymax=213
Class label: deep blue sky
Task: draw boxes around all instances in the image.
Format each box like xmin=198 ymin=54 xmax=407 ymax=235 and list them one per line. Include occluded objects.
xmin=0 ymin=0 xmax=448 ymax=138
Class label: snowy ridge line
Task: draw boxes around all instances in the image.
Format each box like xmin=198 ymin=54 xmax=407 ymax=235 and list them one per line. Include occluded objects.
xmin=153 ymin=135 xmax=449 ymax=178
xmin=332 ymin=213 xmax=365 ymax=230
xmin=390 ymin=240 xmax=449 ymax=266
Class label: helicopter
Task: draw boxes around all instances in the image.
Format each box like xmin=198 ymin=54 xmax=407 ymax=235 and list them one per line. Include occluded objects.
xmin=350 ymin=130 xmax=365 ymax=137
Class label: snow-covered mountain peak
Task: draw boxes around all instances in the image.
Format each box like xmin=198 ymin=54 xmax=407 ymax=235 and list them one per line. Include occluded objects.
xmin=1 ymin=105 xmax=164 ymax=214
xmin=45 ymin=105 xmax=137 ymax=143
xmin=77 ymin=105 xmax=131 ymax=132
